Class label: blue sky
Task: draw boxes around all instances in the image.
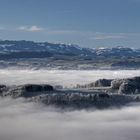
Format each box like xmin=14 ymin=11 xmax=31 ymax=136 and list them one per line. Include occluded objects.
xmin=0 ymin=0 xmax=140 ymax=48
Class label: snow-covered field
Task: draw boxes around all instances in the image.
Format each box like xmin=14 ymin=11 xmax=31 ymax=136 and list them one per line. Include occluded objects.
xmin=0 ymin=69 xmax=139 ymax=87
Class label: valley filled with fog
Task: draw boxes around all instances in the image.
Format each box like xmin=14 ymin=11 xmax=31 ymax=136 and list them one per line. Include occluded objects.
xmin=0 ymin=69 xmax=140 ymax=87
xmin=0 ymin=97 xmax=140 ymax=140
xmin=0 ymin=69 xmax=140 ymax=140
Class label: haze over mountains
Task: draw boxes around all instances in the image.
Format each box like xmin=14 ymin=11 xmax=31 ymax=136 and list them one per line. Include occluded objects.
xmin=0 ymin=40 xmax=140 ymax=57
xmin=0 ymin=40 xmax=139 ymax=69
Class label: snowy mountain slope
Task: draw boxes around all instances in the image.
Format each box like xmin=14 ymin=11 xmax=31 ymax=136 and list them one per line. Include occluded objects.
xmin=0 ymin=40 xmax=139 ymax=58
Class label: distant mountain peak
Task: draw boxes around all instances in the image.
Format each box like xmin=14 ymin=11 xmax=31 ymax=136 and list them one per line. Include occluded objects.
xmin=0 ymin=40 xmax=139 ymax=58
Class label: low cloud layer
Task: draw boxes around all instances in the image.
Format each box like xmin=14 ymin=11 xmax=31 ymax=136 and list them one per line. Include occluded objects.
xmin=0 ymin=97 xmax=140 ymax=140
xmin=0 ymin=69 xmax=140 ymax=87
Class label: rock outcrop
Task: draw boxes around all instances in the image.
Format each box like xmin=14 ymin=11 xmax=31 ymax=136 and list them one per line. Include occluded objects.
xmin=0 ymin=84 xmax=7 ymax=95
xmin=76 ymin=76 xmax=140 ymax=95
xmin=111 ymin=79 xmax=125 ymax=90
xmin=2 ymin=84 xmax=54 ymax=98
xmin=0 ymin=76 xmax=140 ymax=109
xmin=94 ymin=79 xmax=112 ymax=87
xmin=31 ymin=92 xmax=139 ymax=109
xmin=22 ymin=84 xmax=53 ymax=92
xmin=76 ymin=79 xmax=112 ymax=88
xmin=111 ymin=77 xmax=140 ymax=94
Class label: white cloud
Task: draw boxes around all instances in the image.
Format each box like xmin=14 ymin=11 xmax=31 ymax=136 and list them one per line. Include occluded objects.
xmin=17 ymin=25 xmax=43 ymax=32
xmin=29 ymin=26 xmax=43 ymax=32
xmin=92 ymin=34 xmax=126 ymax=40
xmin=0 ymin=69 xmax=139 ymax=87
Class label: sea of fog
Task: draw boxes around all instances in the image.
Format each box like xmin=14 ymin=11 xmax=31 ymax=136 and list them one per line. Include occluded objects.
xmin=0 ymin=69 xmax=140 ymax=140
xmin=0 ymin=69 xmax=140 ymax=87
xmin=0 ymin=97 xmax=140 ymax=140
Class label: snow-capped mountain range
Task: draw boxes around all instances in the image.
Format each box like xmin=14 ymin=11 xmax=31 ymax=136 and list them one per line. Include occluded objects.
xmin=0 ymin=40 xmax=139 ymax=58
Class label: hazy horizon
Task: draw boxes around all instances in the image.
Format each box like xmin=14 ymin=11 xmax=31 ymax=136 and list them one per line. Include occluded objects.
xmin=0 ymin=0 xmax=140 ymax=48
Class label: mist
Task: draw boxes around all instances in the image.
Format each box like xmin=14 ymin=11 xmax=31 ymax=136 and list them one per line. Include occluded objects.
xmin=0 ymin=69 xmax=140 ymax=87
xmin=0 ymin=69 xmax=140 ymax=140
xmin=0 ymin=97 xmax=140 ymax=140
